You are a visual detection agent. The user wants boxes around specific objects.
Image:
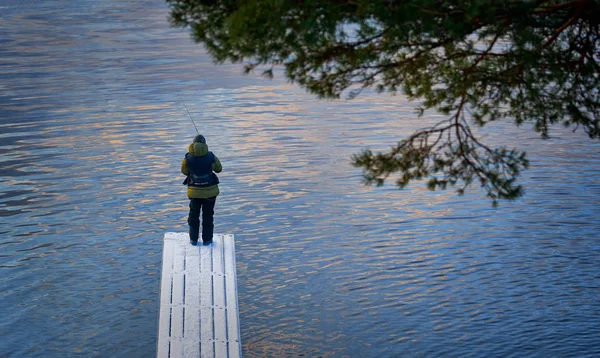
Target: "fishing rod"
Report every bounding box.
[179,96,200,134]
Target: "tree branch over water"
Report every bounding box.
[167,0,600,204]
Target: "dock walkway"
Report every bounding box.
[158,233,241,358]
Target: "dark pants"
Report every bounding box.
[188,197,216,242]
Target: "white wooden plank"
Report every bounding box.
[164,232,180,241]
[212,235,227,358]
[224,234,241,358]
[171,339,183,358]
[199,242,214,358]
[184,243,201,358]
[158,236,175,358]
[171,243,186,358]
[160,233,241,358]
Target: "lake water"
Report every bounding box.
[1,1,599,357]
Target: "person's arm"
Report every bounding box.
[181,157,189,176]
[212,154,222,173]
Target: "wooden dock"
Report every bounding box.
[158,233,241,358]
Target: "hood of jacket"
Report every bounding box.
[188,142,209,157]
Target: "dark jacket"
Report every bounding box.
[181,141,222,199]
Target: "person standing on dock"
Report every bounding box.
[181,134,222,245]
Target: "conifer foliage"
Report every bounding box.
[167,0,600,205]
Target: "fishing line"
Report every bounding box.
[179,96,200,134]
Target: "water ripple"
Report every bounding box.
[1,0,600,357]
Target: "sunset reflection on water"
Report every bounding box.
[1,0,600,357]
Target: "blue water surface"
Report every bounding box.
[1,1,599,357]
